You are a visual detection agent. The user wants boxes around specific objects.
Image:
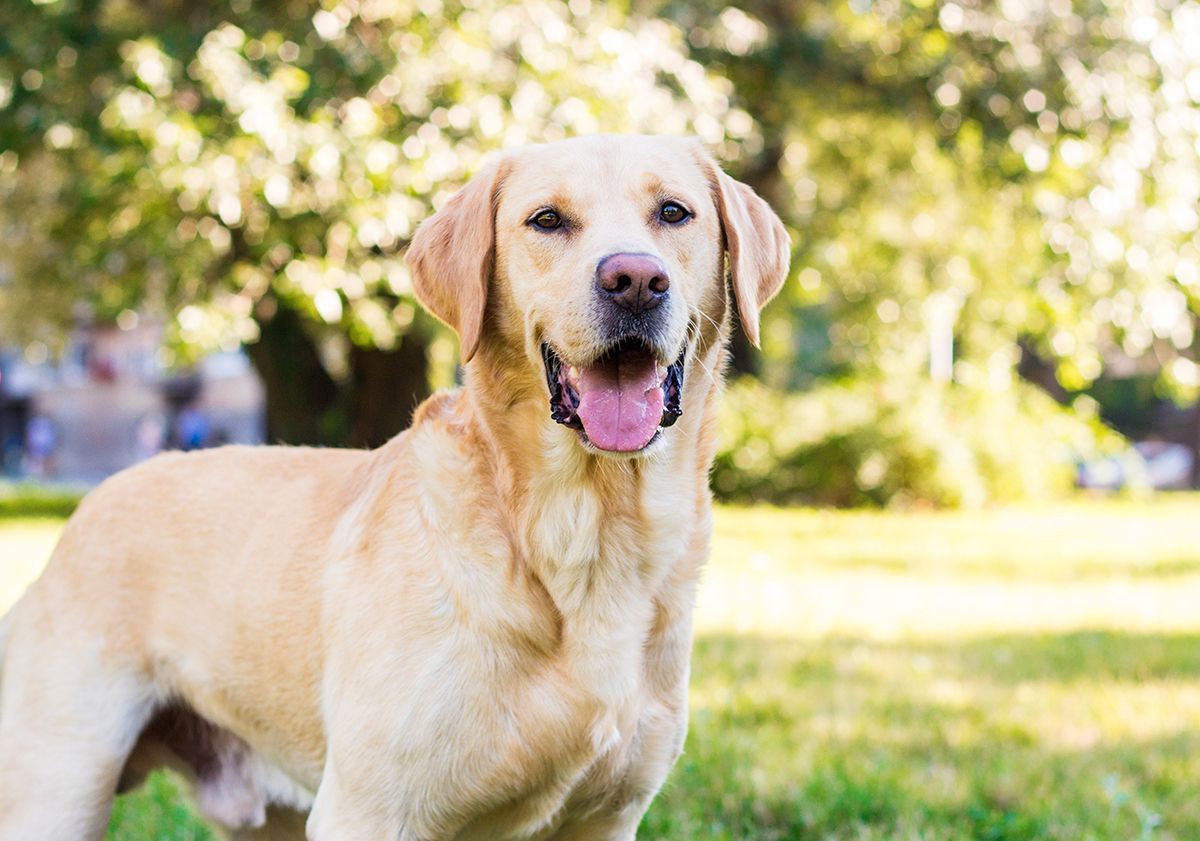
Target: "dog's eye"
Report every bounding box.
[529,209,563,230]
[659,201,691,224]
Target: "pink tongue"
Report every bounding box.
[575,352,664,452]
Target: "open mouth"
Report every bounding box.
[542,338,684,453]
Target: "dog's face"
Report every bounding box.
[407,135,789,455]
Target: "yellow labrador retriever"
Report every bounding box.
[0,134,788,840]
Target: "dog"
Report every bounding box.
[0,134,788,840]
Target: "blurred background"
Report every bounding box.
[2,0,1199,502]
[3,0,1200,839]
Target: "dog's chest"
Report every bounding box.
[447,663,679,841]
[320,444,698,838]
[468,495,690,835]
[423,492,689,837]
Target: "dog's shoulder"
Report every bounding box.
[410,388,462,428]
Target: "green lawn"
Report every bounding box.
[4,499,1200,840]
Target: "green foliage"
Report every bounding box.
[0,481,83,518]
[107,772,214,841]
[665,0,1200,402]
[713,376,1121,507]
[0,0,749,356]
[4,0,1200,498]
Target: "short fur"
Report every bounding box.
[0,135,789,840]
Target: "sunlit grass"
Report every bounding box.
[3,498,1200,839]
[699,499,1200,640]
[0,517,65,610]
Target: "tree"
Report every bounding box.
[0,0,752,445]
[654,0,1195,384]
[649,0,1200,494]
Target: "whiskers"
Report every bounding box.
[685,312,724,387]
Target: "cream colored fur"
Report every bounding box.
[0,135,788,841]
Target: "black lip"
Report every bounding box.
[659,354,684,427]
[542,339,686,442]
[542,343,583,430]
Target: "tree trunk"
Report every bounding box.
[728,140,787,379]
[346,333,432,449]
[246,297,433,449]
[246,297,341,446]
[726,311,759,377]
[1190,315,1200,488]
[1188,401,1200,489]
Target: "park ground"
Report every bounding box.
[2,496,1199,840]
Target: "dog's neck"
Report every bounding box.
[460,339,723,706]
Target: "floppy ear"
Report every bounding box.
[405,157,509,363]
[707,159,791,347]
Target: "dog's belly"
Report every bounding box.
[121,703,315,831]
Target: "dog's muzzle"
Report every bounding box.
[542,339,684,453]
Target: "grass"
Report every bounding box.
[0,480,86,519]
[3,497,1200,839]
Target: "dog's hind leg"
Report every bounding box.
[230,806,310,841]
[0,598,155,841]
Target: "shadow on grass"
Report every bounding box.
[695,630,1200,687]
[106,628,1200,841]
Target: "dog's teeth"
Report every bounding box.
[567,366,580,385]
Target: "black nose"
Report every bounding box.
[595,253,670,314]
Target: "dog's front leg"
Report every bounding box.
[306,756,420,841]
[547,808,643,841]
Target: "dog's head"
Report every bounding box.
[406,135,789,456]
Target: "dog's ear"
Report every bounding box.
[703,153,791,347]
[406,157,509,363]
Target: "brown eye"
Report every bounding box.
[659,201,690,224]
[529,209,562,230]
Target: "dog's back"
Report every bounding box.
[0,443,372,837]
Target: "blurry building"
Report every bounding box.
[0,320,264,483]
